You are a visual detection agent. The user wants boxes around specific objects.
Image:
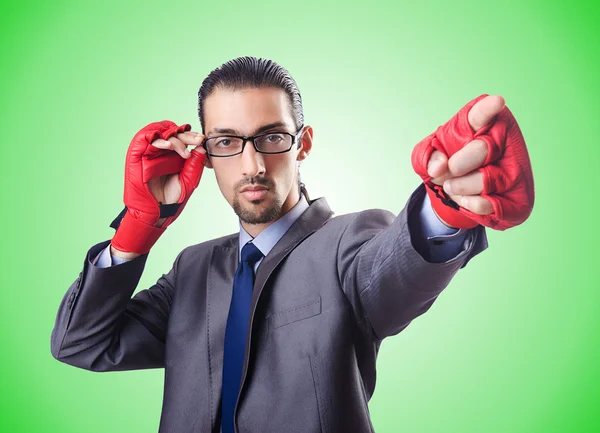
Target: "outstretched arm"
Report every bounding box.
[337,183,487,341]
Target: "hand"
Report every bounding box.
[148,130,206,227]
[111,121,207,255]
[411,94,535,231]
[427,95,504,219]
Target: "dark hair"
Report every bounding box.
[197,56,304,132]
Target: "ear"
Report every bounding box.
[296,125,313,163]
[204,155,213,169]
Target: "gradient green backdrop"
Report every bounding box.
[1,0,598,431]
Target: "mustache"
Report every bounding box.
[236,176,273,192]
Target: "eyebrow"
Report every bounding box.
[209,121,289,136]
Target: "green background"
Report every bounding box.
[1,0,598,431]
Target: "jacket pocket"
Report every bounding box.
[266,296,322,332]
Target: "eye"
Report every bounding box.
[265,134,283,143]
[216,138,232,147]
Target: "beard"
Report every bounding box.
[233,196,282,224]
[232,176,282,224]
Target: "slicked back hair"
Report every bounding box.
[197,56,304,132]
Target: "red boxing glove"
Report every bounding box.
[110,121,206,254]
[411,94,535,230]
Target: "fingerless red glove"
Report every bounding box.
[110,121,206,254]
[411,94,535,230]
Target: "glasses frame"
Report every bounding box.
[202,125,305,158]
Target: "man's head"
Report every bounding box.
[197,57,312,233]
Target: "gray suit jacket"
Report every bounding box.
[51,184,487,433]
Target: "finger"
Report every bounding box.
[447,139,488,177]
[430,170,453,186]
[427,150,449,178]
[150,138,172,149]
[443,170,483,196]
[191,143,207,154]
[168,136,192,158]
[467,95,505,132]
[152,136,190,159]
[179,132,206,154]
[448,194,493,215]
[180,143,207,192]
[177,131,205,146]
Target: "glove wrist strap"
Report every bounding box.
[425,183,479,229]
[111,210,166,255]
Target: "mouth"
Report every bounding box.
[239,186,268,201]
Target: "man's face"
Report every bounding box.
[203,87,312,227]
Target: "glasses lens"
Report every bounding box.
[255,133,293,153]
[205,136,244,156]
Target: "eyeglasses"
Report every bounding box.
[202,125,304,157]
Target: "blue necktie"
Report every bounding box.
[221,242,264,433]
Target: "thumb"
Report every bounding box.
[180,147,207,193]
[427,150,449,178]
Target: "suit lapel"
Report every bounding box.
[253,197,335,302]
[206,235,238,431]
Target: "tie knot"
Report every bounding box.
[241,242,263,266]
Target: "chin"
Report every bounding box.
[233,194,282,225]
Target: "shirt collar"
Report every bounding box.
[238,194,309,261]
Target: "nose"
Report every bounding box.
[240,139,265,177]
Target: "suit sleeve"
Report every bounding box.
[336,183,488,341]
[413,190,471,262]
[50,239,182,372]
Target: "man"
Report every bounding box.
[50,56,534,433]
